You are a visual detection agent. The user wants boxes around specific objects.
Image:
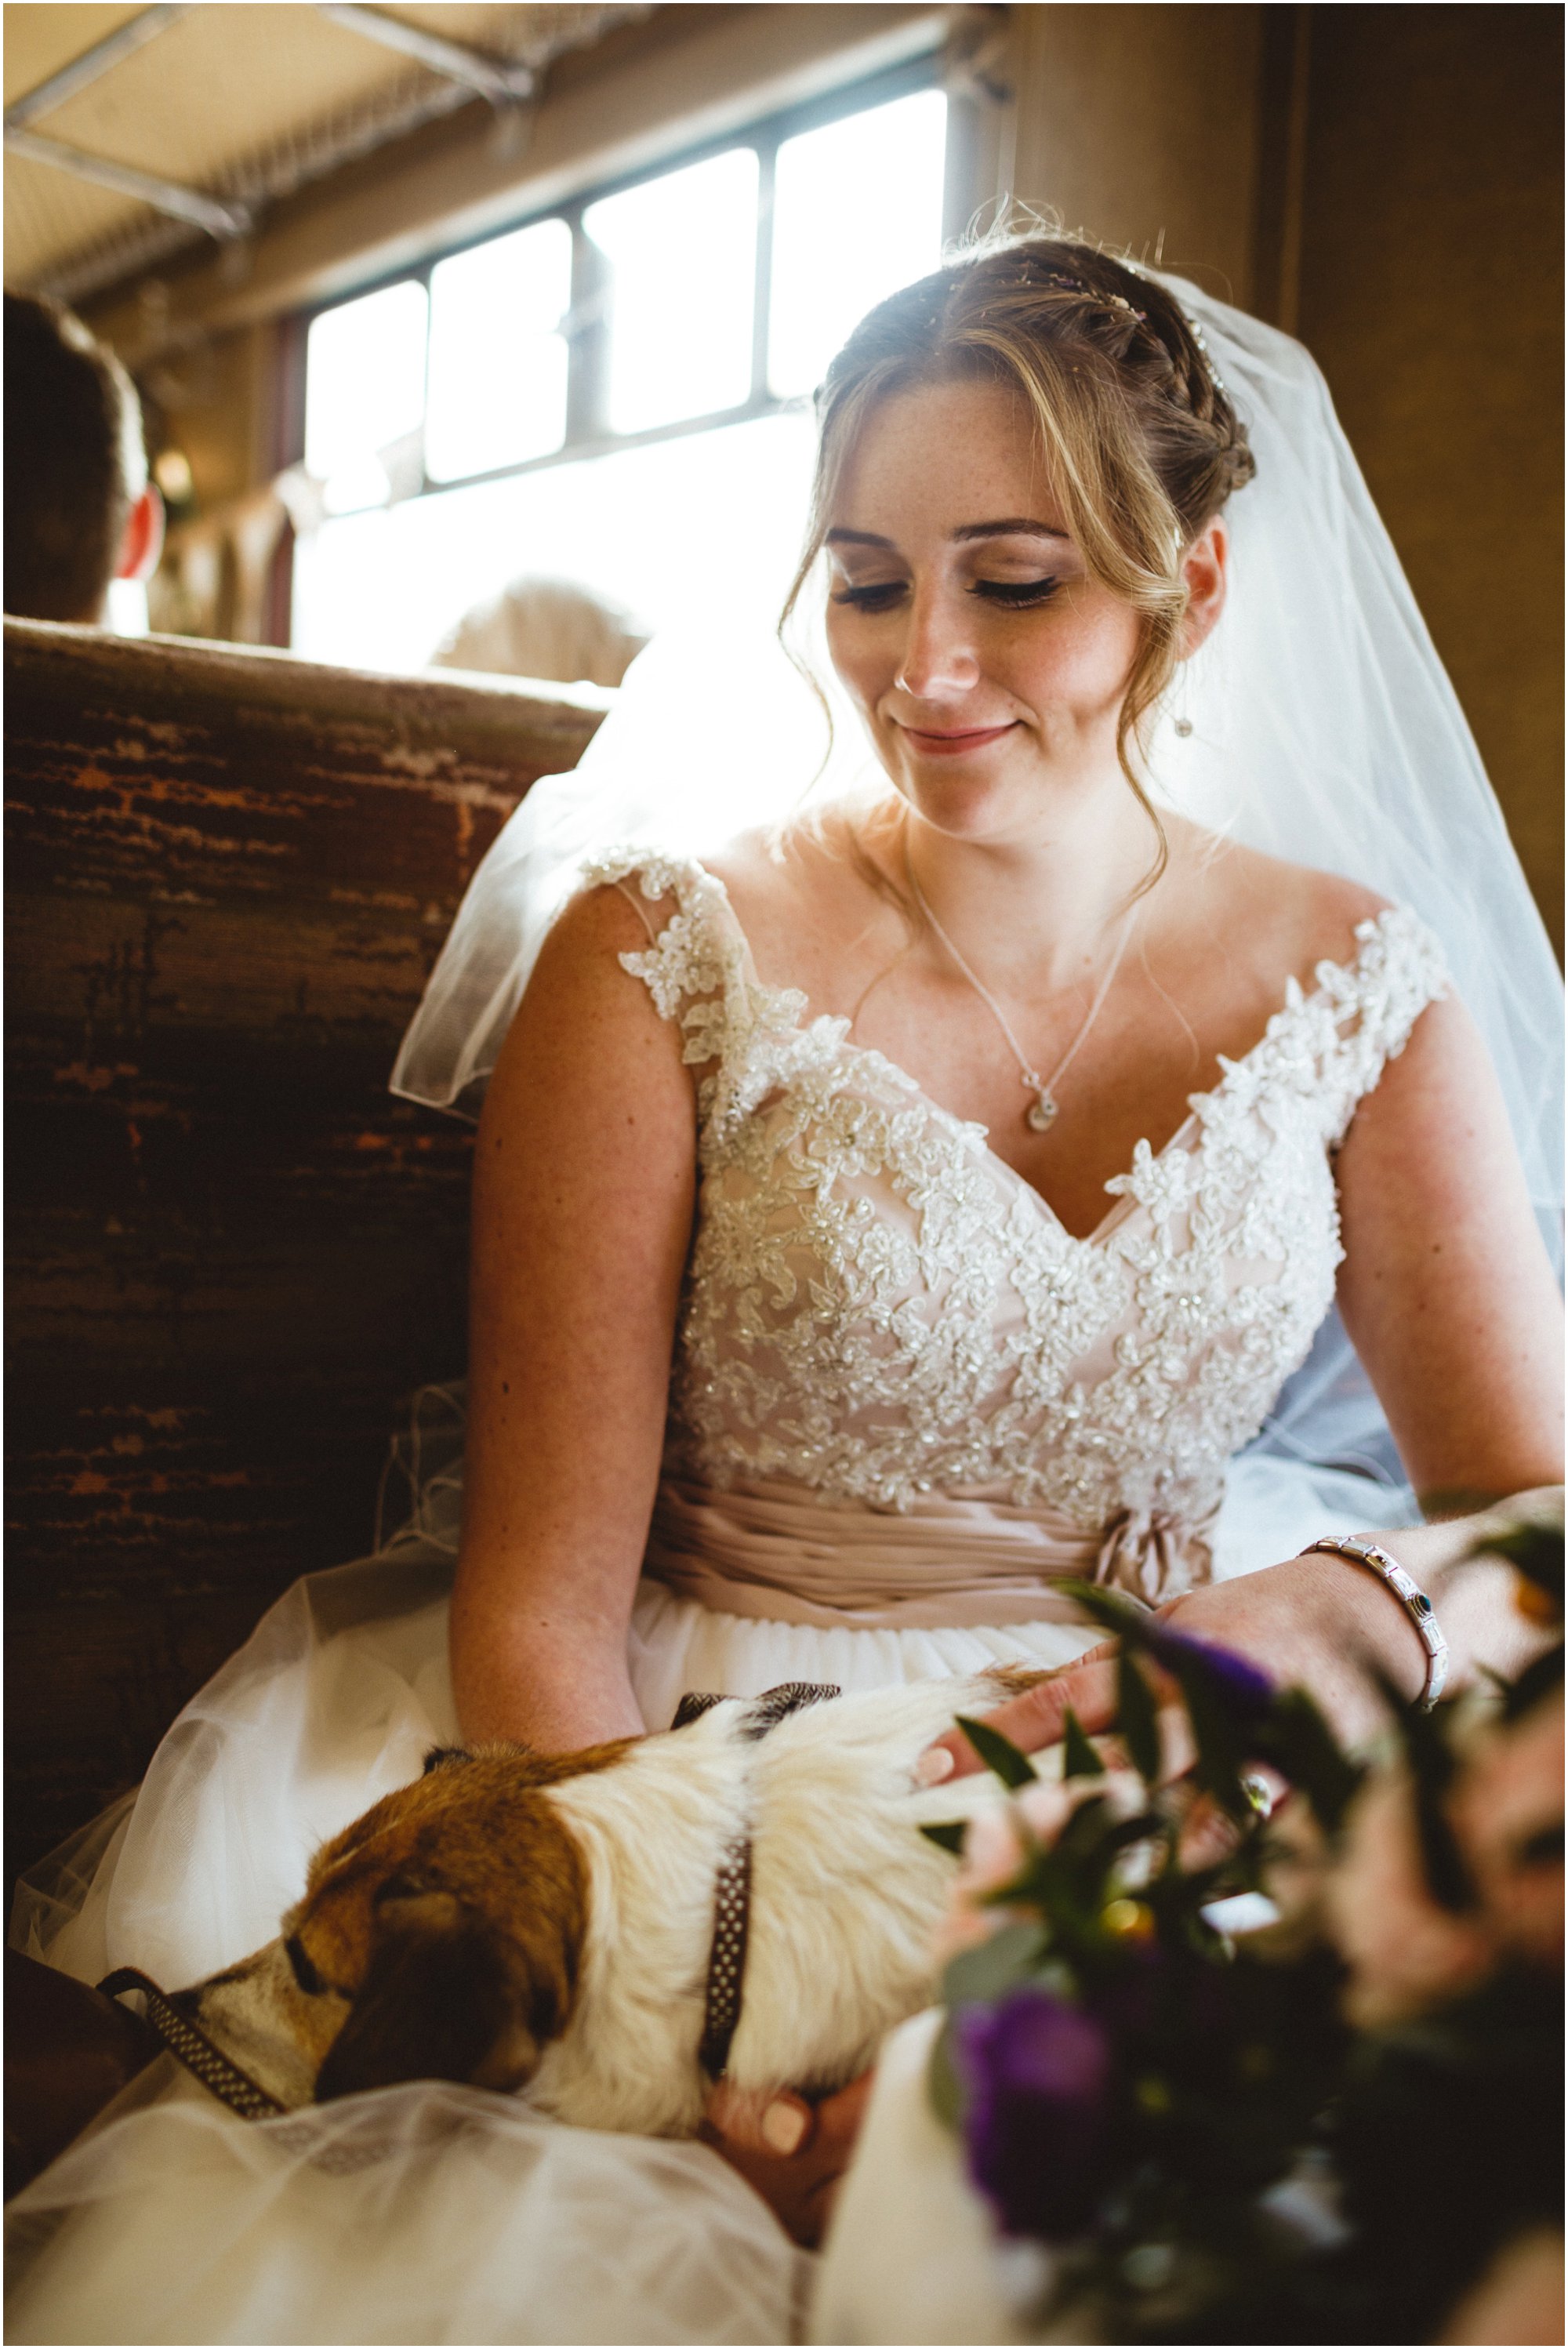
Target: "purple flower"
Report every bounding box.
[1144,1622,1275,1722]
[956,1989,1120,2239]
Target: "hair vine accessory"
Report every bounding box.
[1181,310,1229,401]
[1025,263,1148,325]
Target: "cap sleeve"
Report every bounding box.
[581,849,806,1149]
[1319,904,1451,1147]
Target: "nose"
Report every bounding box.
[893,585,980,703]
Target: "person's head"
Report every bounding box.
[786,235,1254,869]
[4,291,163,624]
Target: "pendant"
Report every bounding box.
[1025,1092,1058,1134]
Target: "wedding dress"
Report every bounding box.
[9,839,1447,2347]
[7,257,1557,2347]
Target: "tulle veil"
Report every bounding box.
[7,248,1562,2349]
[392,265,1565,1502]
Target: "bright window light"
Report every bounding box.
[426,217,573,483]
[292,408,818,674]
[768,89,948,398]
[585,148,759,435]
[304,279,428,515]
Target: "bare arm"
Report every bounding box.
[451,884,697,1752]
[936,993,1563,1770]
[1333,989,1563,1505]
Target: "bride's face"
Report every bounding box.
[823,376,1222,839]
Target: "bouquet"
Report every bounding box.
[923,1504,1564,2345]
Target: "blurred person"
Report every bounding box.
[430,572,647,688]
[4,290,163,625]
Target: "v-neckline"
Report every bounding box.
[689,859,1381,1250]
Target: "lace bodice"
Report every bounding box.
[590,851,1448,1550]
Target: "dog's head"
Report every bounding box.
[180,1739,630,2107]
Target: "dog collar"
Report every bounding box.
[99,1965,286,2120]
[673,1682,840,2081]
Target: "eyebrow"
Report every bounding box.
[825,519,1070,549]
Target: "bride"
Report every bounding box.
[9,234,1563,2344]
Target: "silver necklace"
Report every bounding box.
[902,832,1136,1134]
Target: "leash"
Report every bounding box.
[98,1965,286,2120]
[97,1682,841,2117]
[672,1682,841,2081]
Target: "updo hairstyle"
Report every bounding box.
[784,234,1256,880]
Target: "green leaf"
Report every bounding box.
[925,2010,967,2131]
[1517,1817,1564,1868]
[1501,1642,1565,1723]
[939,1919,1044,2010]
[1059,1580,1149,1643]
[1116,1650,1162,1784]
[1471,1515,1563,1591]
[920,1819,969,1855]
[1181,1673,1254,1824]
[1255,1686,1363,1835]
[1370,1666,1478,1912]
[1062,1705,1107,1779]
[953,1714,1038,1789]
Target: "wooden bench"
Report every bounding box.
[5,620,608,1877]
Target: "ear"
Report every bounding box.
[314,1886,544,2102]
[1177,517,1227,659]
[115,483,165,583]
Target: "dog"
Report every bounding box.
[180,1669,1047,2134]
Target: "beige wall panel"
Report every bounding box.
[2,3,147,106]
[1296,5,1563,956]
[1006,4,1265,306]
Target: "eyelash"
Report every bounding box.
[830,579,1062,612]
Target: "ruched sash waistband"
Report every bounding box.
[643,1476,1217,1630]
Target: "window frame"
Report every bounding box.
[292,53,946,511]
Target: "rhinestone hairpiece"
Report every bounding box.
[1116,259,1230,401]
[1028,264,1148,325]
[1179,309,1229,400]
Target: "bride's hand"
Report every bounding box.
[702,2073,873,2247]
[924,1547,1455,1784]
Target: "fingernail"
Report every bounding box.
[761,2100,808,2155]
[914,1747,955,1788]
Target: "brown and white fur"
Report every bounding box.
[181,1669,1048,2133]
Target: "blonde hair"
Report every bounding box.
[781,231,1255,892]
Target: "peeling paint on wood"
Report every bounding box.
[5,620,608,1872]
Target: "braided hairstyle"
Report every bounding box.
[783,234,1256,884]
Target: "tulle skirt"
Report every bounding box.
[6,1441,1407,2345]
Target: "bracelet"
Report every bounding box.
[1300,1535,1450,1712]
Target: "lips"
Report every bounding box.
[898,721,1017,755]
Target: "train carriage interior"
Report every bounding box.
[3,5,1563,2329]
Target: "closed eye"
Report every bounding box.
[285,1935,325,1995]
[830,579,1062,612]
[830,580,905,612]
[972,577,1061,607]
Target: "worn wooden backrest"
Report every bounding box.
[5,620,608,1873]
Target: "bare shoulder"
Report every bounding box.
[699,810,897,1004]
[521,874,671,1007]
[484,877,694,1128]
[1174,826,1395,978]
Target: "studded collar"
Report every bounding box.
[672,1682,841,2081]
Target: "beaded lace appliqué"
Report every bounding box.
[586,852,1449,1530]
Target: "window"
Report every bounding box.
[584,147,760,436]
[769,89,947,398]
[426,217,573,481]
[291,74,948,673]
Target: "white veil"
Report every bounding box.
[392,270,1563,1498]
